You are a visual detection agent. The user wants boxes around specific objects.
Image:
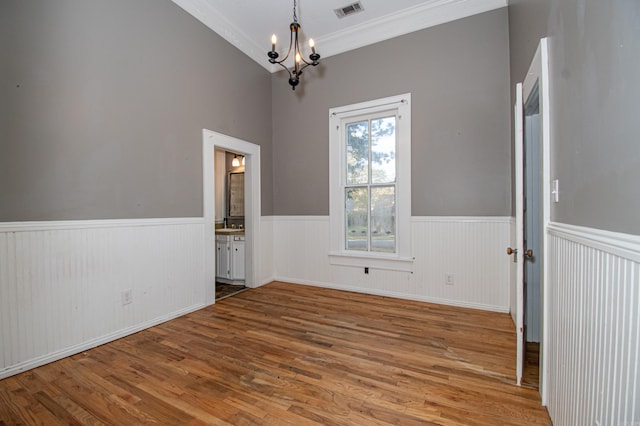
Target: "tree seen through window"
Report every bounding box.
[345,116,396,253]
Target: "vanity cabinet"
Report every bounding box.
[216,233,245,284]
[231,236,245,281]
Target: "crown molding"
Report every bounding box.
[173,0,507,73]
[316,0,507,60]
[172,0,275,72]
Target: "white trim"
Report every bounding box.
[171,0,271,71]
[328,252,414,273]
[548,222,640,263]
[172,0,507,72]
[0,303,204,380]
[203,130,262,306]
[270,215,328,222]
[517,37,551,403]
[329,95,410,117]
[412,216,511,224]
[329,93,412,268]
[539,38,551,406]
[0,217,203,232]
[268,215,512,223]
[276,278,510,314]
[316,0,507,64]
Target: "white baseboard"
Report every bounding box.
[275,277,510,313]
[0,218,206,379]
[269,215,512,313]
[0,303,204,380]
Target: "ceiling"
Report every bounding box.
[172,0,507,72]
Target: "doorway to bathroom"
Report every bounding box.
[202,130,261,306]
[214,148,247,299]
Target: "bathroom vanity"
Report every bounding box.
[215,229,245,284]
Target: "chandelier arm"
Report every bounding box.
[278,64,293,83]
[298,56,313,67]
[293,25,301,75]
[292,27,319,67]
[273,26,295,66]
[292,30,302,73]
[274,61,294,79]
[298,62,311,73]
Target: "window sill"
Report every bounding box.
[329,252,414,273]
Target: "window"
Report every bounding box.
[329,94,412,271]
[345,114,397,253]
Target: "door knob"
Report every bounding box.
[507,247,533,257]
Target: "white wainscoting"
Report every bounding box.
[259,216,275,286]
[272,216,512,312]
[0,218,206,379]
[547,222,639,426]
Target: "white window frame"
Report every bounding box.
[329,93,413,272]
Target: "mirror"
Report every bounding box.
[228,172,244,218]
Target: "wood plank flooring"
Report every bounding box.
[0,282,551,425]
[216,283,248,301]
[522,342,541,390]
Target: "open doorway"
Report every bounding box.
[214,149,247,300]
[522,82,542,389]
[202,130,261,306]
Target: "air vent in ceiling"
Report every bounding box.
[334,1,364,19]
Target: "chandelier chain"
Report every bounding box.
[293,0,298,22]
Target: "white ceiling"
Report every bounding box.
[172,0,507,72]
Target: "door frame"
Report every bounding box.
[202,129,261,305]
[514,37,551,403]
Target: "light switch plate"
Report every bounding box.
[552,179,559,203]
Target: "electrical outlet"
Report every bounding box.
[121,289,132,306]
[445,274,454,285]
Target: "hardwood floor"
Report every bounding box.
[216,283,248,300]
[522,342,541,390]
[0,282,551,425]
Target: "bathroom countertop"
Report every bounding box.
[215,228,245,235]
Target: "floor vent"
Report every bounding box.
[334,1,365,19]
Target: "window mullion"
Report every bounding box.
[367,119,372,252]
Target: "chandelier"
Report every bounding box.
[267,0,321,90]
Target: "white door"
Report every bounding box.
[513,82,525,386]
[512,38,550,399]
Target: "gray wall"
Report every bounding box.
[0,0,273,221]
[271,9,512,216]
[508,0,551,96]
[509,0,640,234]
